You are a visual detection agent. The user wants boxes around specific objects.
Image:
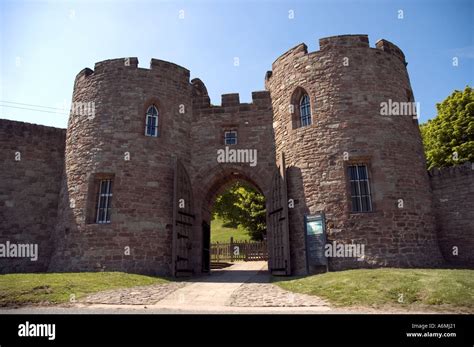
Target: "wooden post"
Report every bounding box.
[244,240,248,261]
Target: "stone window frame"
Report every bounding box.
[96,179,113,224]
[142,98,164,138]
[86,173,115,224]
[299,94,312,127]
[224,130,238,145]
[290,86,313,129]
[344,158,375,214]
[145,105,159,137]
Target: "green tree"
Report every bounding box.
[233,185,267,241]
[213,182,266,241]
[212,185,241,227]
[420,86,474,169]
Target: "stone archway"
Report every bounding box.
[201,168,265,223]
[195,166,268,274]
[182,154,290,276]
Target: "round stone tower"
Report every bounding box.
[49,58,193,275]
[47,34,444,277]
[265,35,444,273]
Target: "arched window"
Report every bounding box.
[145,105,159,137]
[299,94,311,127]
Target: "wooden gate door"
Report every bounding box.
[202,221,210,272]
[172,157,195,277]
[267,153,291,275]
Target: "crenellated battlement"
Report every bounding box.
[269,34,407,78]
[192,90,272,112]
[375,39,406,64]
[75,57,190,84]
[271,42,308,69]
[319,34,369,50]
[190,75,271,111]
[221,93,240,106]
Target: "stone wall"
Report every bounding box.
[48,58,193,276]
[0,120,65,273]
[189,85,276,273]
[266,35,444,273]
[430,162,474,267]
[2,35,468,276]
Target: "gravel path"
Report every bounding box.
[81,282,187,305]
[79,262,329,310]
[228,281,329,307]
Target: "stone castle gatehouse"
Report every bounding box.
[1,35,473,276]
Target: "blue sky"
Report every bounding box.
[0,0,472,128]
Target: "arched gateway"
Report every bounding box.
[42,35,445,277]
[174,151,292,277]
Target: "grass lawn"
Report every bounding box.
[0,272,169,307]
[273,268,474,312]
[211,216,251,243]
